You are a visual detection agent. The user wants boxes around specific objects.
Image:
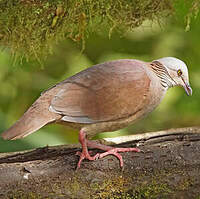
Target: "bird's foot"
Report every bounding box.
[76,150,99,169]
[98,147,140,167]
[77,129,140,169]
[76,147,140,169]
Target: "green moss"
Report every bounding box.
[185,0,200,31]
[132,181,171,199]
[92,175,130,199]
[5,169,196,199]
[7,190,41,199]
[0,0,172,63]
[0,0,199,64]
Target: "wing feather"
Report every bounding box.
[49,59,151,124]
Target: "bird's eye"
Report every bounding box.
[177,69,182,76]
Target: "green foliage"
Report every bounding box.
[0,0,190,63]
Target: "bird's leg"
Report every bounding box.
[76,129,140,168]
[86,140,140,168]
[76,130,99,169]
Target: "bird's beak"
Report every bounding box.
[181,77,192,96]
[184,83,192,96]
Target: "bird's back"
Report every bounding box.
[50,59,153,124]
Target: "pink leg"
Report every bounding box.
[76,130,140,168]
[76,130,99,169]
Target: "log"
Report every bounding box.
[0,127,200,199]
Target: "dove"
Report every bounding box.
[1,57,192,168]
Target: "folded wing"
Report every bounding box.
[49,60,151,123]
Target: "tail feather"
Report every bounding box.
[2,115,51,140]
[1,94,61,140]
[1,109,55,140]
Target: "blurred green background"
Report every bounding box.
[0,16,200,152]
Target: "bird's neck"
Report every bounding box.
[150,61,176,90]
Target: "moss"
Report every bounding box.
[7,190,41,199]
[4,165,199,198]
[0,0,171,63]
[132,181,171,199]
[0,0,199,64]
[185,0,200,31]
[91,175,131,199]
[5,171,196,199]
[88,173,173,199]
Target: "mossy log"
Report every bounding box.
[0,127,200,198]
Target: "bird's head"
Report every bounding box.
[155,57,192,96]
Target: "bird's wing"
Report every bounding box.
[49,59,151,123]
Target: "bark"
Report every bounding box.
[1,127,200,199]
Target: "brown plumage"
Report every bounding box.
[1,58,192,168]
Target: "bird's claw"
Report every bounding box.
[76,150,100,169]
[99,147,140,168]
[76,147,140,169]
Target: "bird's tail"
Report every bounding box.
[1,95,60,140]
[1,112,50,140]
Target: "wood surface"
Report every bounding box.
[0,127,200,199]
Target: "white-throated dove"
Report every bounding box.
[1,57,192,168]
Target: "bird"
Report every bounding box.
[1,57,192,169]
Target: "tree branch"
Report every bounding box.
[1,127,200,198]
